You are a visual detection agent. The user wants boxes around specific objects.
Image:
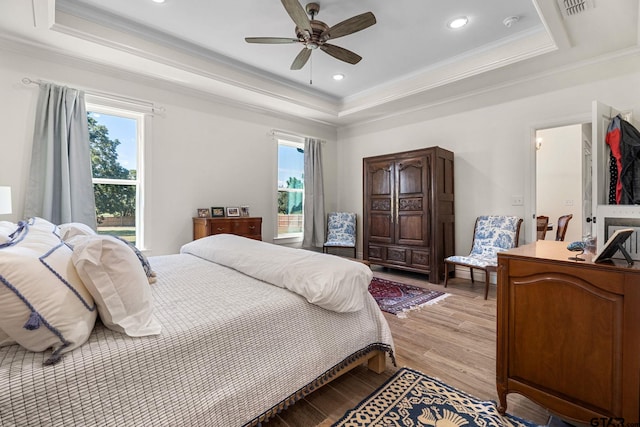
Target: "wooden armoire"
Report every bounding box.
[363,147,455,283]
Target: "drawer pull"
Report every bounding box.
[249,226,255,230]
[216,227,225,231]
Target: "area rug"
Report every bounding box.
[368,277,448,318]
[333,367,540,427]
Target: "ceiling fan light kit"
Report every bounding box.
[245,0,376,71]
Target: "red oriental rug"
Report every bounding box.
[368,277,448,318]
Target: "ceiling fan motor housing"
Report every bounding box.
[296,20,330,46]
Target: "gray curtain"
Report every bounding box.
[302,138,325,248]
[25,83,96,228]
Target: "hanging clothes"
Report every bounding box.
[619,118,640,204]
[605,115,622,204]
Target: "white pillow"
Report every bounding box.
[0,328,16,347]
[0,220,17,244]
[70,234,161,337]
[0,217,97,364]
[58,222,96,240]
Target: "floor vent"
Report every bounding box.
[557,0,593,17]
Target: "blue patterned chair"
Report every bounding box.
[444,215,523,299]
[323,212,357,258]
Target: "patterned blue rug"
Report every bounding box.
[333,367,540,427]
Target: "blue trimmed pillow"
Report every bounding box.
[0,217,97,364]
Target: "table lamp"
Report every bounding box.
[0,186,12,215]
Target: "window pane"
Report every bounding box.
[277,142,304,237]
[88,112,137,180]
[278,144,304,190]
[95,183,136,246]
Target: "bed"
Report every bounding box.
[0,219,394,426]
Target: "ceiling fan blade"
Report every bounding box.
[321,12,376,41]
[245,37,299,44]
[281,0,311,35]
[290,48,312,70]
[320,44,362,65]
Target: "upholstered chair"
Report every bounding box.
[444,215,523,299]
[323,212,357,258]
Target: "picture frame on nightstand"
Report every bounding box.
[211,207,225,217]
[240,206,250,217]
[226,207,240,217]
[197,208,209,218]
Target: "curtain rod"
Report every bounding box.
[21,77,166,115]
[270,129,326,143]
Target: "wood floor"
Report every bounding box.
[270,266,551,427]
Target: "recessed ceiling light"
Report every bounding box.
[447,16,468,29]
[152,0,165,3]
[332,74,345,81]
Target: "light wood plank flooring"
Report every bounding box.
[270,266,551,426]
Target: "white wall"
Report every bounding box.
[337,71,640,258]
[3,44,639,260]
[0,48,338,255]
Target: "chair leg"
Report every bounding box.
[444,263,450,288]
[353,247,357,258]
[484,269,490,300]
[469,267,475,283]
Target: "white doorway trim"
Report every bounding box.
[525,113,591,244]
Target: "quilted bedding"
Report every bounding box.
[0,251,394,426]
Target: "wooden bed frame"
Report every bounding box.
[249,349,388,426]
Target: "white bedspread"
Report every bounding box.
[0,252,394,426]
[181,234,373,312]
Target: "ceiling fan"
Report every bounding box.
[245,0,376,70]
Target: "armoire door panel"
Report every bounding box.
[397,214,427,244]
[398,197,423,211]
[397,157,425,195]
[367,161,393,196]
[369,214,392,242]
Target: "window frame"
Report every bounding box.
[86,102,148,250]
[276,137,305,241]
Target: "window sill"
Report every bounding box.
[273,235,303,246]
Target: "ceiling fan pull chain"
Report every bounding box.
[309,54,313,85]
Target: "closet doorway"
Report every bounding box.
[534,122,591,243]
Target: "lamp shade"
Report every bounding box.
[0,186,12,215]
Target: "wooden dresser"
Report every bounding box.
[192,217,262,241]
[496,240,640,424]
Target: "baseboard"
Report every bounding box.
[453,266,497,285]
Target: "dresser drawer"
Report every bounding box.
[193,217,262,241]
[232,218,261,236]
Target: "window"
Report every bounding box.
[86,104,145,248]
[277,138,304,238]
